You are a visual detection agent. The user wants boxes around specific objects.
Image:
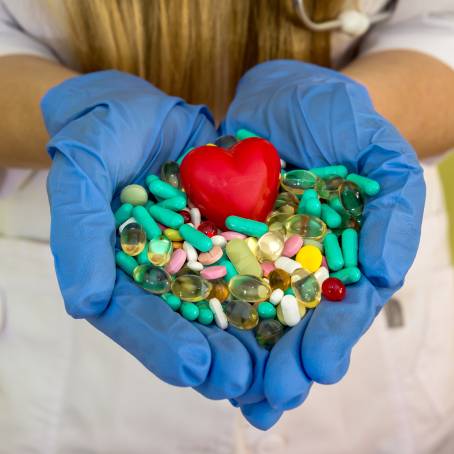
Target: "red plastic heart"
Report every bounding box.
[180,138,281,228]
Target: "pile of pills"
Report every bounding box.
[114,130,380,349]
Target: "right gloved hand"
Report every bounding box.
[42,70,271,408]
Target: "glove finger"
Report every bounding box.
[302,278,382,384]
[194,325,253,400]
[88,271,211,388]
[226,328,269,405]
[240,400,283,431]
[264,312,313,410]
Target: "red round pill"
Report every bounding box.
[322,277,346,302]
[197,221,218,238]
[179,210,191,223]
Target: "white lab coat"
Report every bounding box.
[1,1,454,453]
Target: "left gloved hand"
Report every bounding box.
[222,60,425,428]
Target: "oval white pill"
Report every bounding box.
[280,294,301,327]
[183,241,198,262]
[209,298,228,329]
[187,261,204,272]
[269,288,284,305]
[211,235,227,248]
[274,256,302,274]
[190,208,201,227]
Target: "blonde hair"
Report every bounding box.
[63,0,344,119]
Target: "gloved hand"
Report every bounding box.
[222,60,425,427]
[42,70,272,406]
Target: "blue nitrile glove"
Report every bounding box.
[222,60,425,424]
[42,70,270,405]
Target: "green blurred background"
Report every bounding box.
[439,152,454,263]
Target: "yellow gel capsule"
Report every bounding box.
[291,269,321,303]
[285,214,327,240]
[208,278,230,303]
[295,245,323,273]
[228,275,271,303]
[164,228,183,242]
[301,298,321,309]
[266,212,292,234]
[281,170,319,195]
[223,300,259,330]
[256,232,285,262]
[120,222,147,256]
[268,269,291,291]
[171,274,212,302]
[274,191,299,210]
[147,237,173,266]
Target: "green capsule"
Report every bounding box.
[235,128,260,140]
[320,204,342,228]
[330,267,362,284]
[133,264,171,294]
[179,224,213,252]
[180,302,200,321]
[171,275,212,302]
[228,275,271,303]
[225,216,269,238]
[148,178,185,200]
[328,195,346,215]
[115,251,138,276]
[120,222,147,256]
[323,232,344,271]
[223,300,259,330]
[132,206,162,240]
[255,319,284,349]
[301,189,319,203]
[120,184,148,206]
[342,228,358,268]
[162,293,182,311]
[160,161,181,189]
[149,205,184,229]
[137,244,151,265]
[225,239,262,277]
[291,268,321,303]
[281,170,319,195]
[303,198,322,217]
[338,181,364,218]
[197,304,214,325]
[147,237,173,266]
[310,165,348,179]
[346,173,380,196]
[217,258,238,281]
[284,287,295,296]
[114,203,133,228]
[257,301,277,319]
[156,196,187,211]
[285,214,327,240]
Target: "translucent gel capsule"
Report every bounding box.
[281,170,319,195]
[147,237,173,266]
[160,160,181,188]
[223,300,259,330]
[268,269,291,291]
[315,175,344,199]
[228,275,271,303]
[120,222,147,256]
[338,181,364,218]
[133,264,171,294]
[291,269,321,303]
[245,237,259,256]
[266,212,292,234]
[255,319,284,349]
[274,204,295,215]
[274,191,299,210]
[256,232,285,262]
[285,214,327,240]
[208,278,230,303]
[171,275,212,302]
